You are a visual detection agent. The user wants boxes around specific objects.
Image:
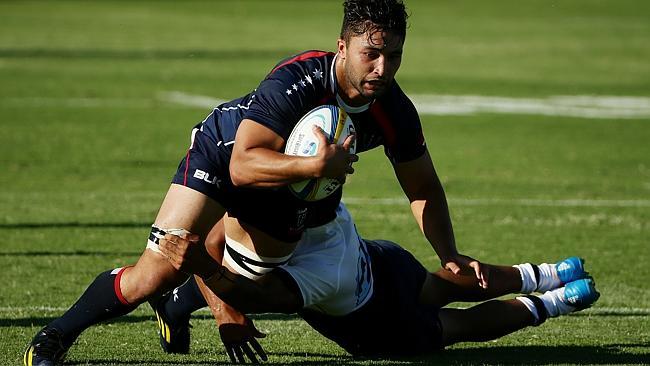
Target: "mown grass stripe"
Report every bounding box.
[343,197,650,208]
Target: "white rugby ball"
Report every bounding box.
[284,105,356,201]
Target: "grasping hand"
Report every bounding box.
[441,253,489,289]
[312,126,358,180]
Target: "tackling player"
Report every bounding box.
[24,0,488,364]
[156,203,600,361]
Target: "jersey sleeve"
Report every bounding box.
[382,85,427,164]
[243,53,333,140]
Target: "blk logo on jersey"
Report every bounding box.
[193,169,221,187]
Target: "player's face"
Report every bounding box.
[338,29,404,102]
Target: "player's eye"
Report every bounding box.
[362,51,380,60]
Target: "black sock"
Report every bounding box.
[49,268,136,347]
[161,276,207,325]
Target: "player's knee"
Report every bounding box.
[119,251,185,303]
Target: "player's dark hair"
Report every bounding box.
[340,0,408,42]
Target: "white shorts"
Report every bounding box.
[279,203,374,316]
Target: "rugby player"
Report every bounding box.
[156,203,599,362]
[25,1,489,364]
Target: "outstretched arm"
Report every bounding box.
[393,149,488,288]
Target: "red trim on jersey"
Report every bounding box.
[113,266,132,306]
[271,51,332,74]
[183,150,191,186]
[370,103,397,147]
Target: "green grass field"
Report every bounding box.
[1,0,649,364]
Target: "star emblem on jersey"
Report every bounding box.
[285,69,324,97]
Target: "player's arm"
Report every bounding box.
[393,149,488,288]
[229,119,356,188]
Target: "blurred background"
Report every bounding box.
[1,1,648,364]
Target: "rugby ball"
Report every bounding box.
[284,105,356,201]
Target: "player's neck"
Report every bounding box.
[334,55,372,108]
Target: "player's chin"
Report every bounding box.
[360,86,386,99]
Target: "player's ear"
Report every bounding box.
[337,38,347,60]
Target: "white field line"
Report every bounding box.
[410,94,650,119]
[1,192,648,209]
[157,91,226,109]
[343,197,650,208]
[4,92,649,119]
[0,306,647,316]
[158,91,650,119]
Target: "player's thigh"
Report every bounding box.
[121,184,226,302]
[154,183,226,233]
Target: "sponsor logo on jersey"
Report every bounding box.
[193,169,221,187]
[289,208,308,234]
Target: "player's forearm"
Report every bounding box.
[410,186,459,260]
[230,147,320,188]
[203,268,301,314]
[195,275,245,325]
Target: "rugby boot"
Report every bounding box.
[563,278,600,309]
[556,256,587,284]
[23,327,68,366]
[542,278,600,317]
[150,294,191,354]
[530,256,588,292]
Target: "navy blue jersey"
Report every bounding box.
[175,50,426,241]
[201,50,426,165]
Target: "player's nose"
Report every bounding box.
[372,57,385,77]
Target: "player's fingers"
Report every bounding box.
[345,166,355,174]
[349,153,359,163]
[241,343,259,364]
[225,345,237,364]
[470,261,487,289]
[341,134,356,150]
[445,262,461,274]
[312,125,328,143]
[480,265,490,288]
[250,338,268,361]
[158,239,177,261]
[233,345,245,363]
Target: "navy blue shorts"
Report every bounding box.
[299,240,443,357]
[171,124,339,242]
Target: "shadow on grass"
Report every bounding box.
[0,221,150,230]
[0,48,297,61]
[406,345,650,365]
[59,345,650,365]
[2,313,299,328]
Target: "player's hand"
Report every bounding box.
[312,126,358,180]
[441,254,489,289]
[159,232,219,279]
[219,316,268,364]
